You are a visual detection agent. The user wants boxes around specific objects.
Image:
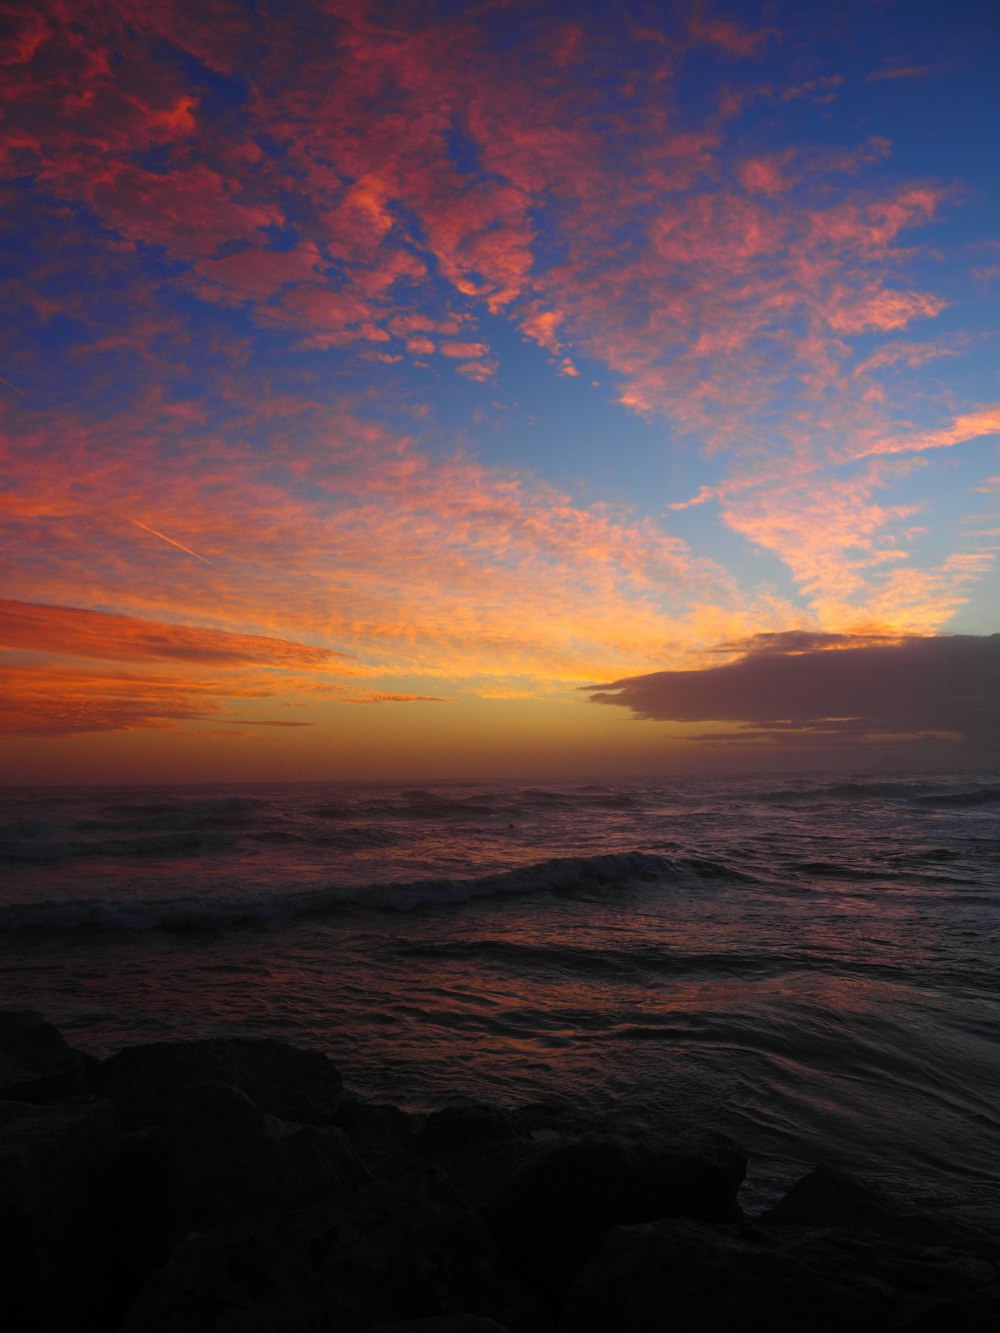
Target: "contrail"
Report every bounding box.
[0,376,31,400]
[129,518,217,567]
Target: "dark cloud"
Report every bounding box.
[587,633,1000,756]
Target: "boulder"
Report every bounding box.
[559,1215,1000,1333]
[365,1319,516,1332]
[0,1095,123,1332]
[0,1009,88,1102]
[761,1162,898,1230]
[122,1163,550,1333]
[481,1132,745,1307]
[762,1163,1000,1259]
[96,1035,344,1130]
[165,1079,368,1232]
[418,1098,528,1156]
[334,1097,419,1172]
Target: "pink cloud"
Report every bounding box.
[826,286,947,333]
[739,156,792,196]
[455,359,498,382]
[689,8,769,58]
[439,341,491,360]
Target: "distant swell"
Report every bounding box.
[0,849,744,936]
[914,787,1000,808]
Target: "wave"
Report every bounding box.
[0,794,268,862]
[913,787,1000,808]
[752,776,1000,809]
[0,849,746,936]
[0,829,241,862]
[96,796,263,820]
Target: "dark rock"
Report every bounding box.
[335,1096,419,1172]
[96,1035,344,1130]
[436,1138,542,1213]
[165,1079,369,1233]
[122,1164,550,1333]
[762,1163,1000,1260]
[0,1009,88,1103]
[0,1095,123,1332]
[481,1132,745,1308]
[419,1098,529,1156]
[762,1162,898,1230]
[365,1318,516,1332]
[559,1216,1000,1333]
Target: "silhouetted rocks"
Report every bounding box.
[2,1010,998,1333]
[164,1079,369,1235]
[761,1161,897,1229]
[366,1320,516,1332]
[559,1214,1000,1332]
[0,1093,121,1331]
[418,1096,529,1156]
[0,1009,87,1102]
[334,1095,420,1171]
[96,1034,345,1130]
[479,1133,746,1308]
[121,1164,548,1333]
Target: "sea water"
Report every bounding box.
[2,772,998,1222]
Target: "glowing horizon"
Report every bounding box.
[2,0,998,782]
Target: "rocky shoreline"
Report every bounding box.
[2,1009,997,1331]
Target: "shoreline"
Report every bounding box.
[3,1009,998,1332]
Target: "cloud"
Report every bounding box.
[337,693,451,705]
[689,7,770,58]
[0,599,350,667]
[0,661,224,736]
[587,632,1000,756]
[1,0,995,745]
[0,598,358,737]
[866,66,938,83]
[439,341,490,359]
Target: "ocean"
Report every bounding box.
[2,771,998,1224]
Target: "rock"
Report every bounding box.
[481,1133,745,1308]
[762,1162,898,1230]
[165,1079,368,1232]
[0,1009,88,1102]
[365,1318,516,1332]
[96,1035,344,1130]
[0,1095,123,1332]
[418,1098,528,1156]
[335,1097,419,1172]
[559,1215,1000,1333]
[122,1163,549,1333]
[762,1163,1000,1260]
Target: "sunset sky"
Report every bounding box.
[2,0,998,782]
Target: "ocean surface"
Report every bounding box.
[2,772,998,1224]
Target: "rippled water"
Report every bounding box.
[2,772,998,1221]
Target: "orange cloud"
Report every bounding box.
[0,598,350,667]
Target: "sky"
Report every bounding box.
[1,0,998,782]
